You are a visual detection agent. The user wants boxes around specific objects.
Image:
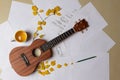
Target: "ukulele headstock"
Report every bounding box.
[73,19,89,33]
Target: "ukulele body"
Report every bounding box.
[9,39,52,76]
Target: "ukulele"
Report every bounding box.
[9,19,89,76]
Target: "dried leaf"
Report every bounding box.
[46,9,51,16]
[39,9,44,13]
[64,63,68,67]
[33,32,38,37]
[42,21,46,25]
[38,71,45,76]
[49,67,54,72]
[54,6,61,11]
[51,9,55,13]
[39,34,44,38]
[38,21,42,25]
[51,60,56,66]
[44,70,50,75]
[33,11,38,16]
[32,5,38,11]
[57,64,62,68]
[56,12,61,16]
[45,65,50,69]
[37,26,42,30]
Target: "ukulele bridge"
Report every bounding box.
[21,53,30,66]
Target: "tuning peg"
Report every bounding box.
[80,21,83,24]
[75,21,78,24]
[86,28,88,31]
[81,30,84,33]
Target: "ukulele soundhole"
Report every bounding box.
[32,48,42,57]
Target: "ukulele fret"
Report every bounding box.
[40,28,75,52]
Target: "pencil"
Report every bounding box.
[76,56,97,63]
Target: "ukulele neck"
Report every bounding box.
[40,28,75,52]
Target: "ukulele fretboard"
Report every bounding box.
[40,28,75,52]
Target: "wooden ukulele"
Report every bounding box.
[9,19,89,76]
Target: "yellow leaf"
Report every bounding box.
[54,6,61,11]
[39,9,44,13]
[49,67,54,72]
[38,71,46,76]
[56,12,61,16]
[33,32,38,37]
[42,21,46,25]
[46,9,51,16]
[39,34,44,38]
[41,65,45,70]
[33,11,38,16]
[51,9,55,14]
[37,26,42,30]
[57,64,62,68]
[51,60,56,66]
[32,5,38,11]
[39,61,45,70]
[45,65,50,69]
[64,63,68,67]
[44,70,50,75]
[38,21,42,25]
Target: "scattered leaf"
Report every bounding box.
[56,12,61,16]
[38,21,42,25]
[64,63,68,67]
[51,60,56,66]
[49,67,54,72]
[39,9,44,13]
[45,65,50,69]
[44,70,50,75]
[33,32,38,37]
[32,5,38,11]
[54,6,61,11]
[37,26,42,30]
[42,21,46,25]
[57,64,62,68]
[33,11,38,16]
[38,71,45,76]
[39,34,44,38]
[51,9,55,13]
[46,9,51,16]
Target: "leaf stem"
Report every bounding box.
[38,13,44,21]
